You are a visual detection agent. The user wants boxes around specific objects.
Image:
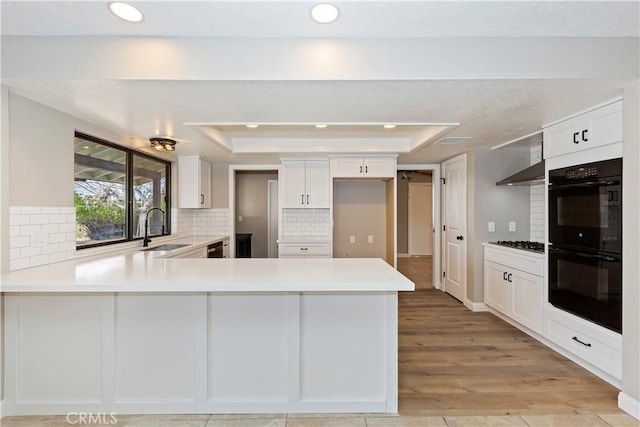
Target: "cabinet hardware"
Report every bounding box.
[200,194,204,205]
[360,165,363,174]
[503,272,508,281]
[365,165,368,173]
[507,273,513,283]
[307,194,309,205]
[301,247,308,251]
[582,129,589,142]
[301,194,304,205]
[572,336,592,347]
[573,132,580,144]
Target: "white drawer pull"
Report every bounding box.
[572,336,592,347]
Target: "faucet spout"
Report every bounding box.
[143,207,165,247]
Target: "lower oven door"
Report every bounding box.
[548,246,622,333]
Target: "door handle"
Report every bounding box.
[582,129,589,142]
[507,273,513,283]
[200,194,204,205]
[301,194,304,205]
[456,235,464,241]
[360,165,363,174]
[503,272,508,281]
[573,132,580,144]
[307,194,309,205]
[365,165,368,174]
[572,336,592,347]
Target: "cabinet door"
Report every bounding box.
[484,261,510,316]
[281,161,307,208]
[510,269,543,334]
[305,160,330,208]
[330,157,364,178]
[363,157,395,178]
[178,156,207,209]
[199,159,212,208]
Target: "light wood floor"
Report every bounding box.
[396,256,626,417]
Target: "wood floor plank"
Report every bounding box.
[396,257,623,416]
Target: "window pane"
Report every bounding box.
[74,137,127,247]
[133,154,168,239]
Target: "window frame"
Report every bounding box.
[74,131,172,250]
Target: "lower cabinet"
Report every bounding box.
[278,243,330,258]
[484,245,544,334]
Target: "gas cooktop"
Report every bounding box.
[490,241,545,253]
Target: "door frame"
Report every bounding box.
[396,164,441,290]
[408,182,433,256]
[228,164,281,258]
[267,179,278,258]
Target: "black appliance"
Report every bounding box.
[547,158,622,333]
[207,241,224,258]
[491,241,545,253]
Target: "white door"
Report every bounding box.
[267,180,278,258]
[408,183,432,256]
[442,154,467,303]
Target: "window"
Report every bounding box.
[74,132,170,248]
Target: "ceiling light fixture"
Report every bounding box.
[149,137,177,152]
[310,3,339,24]
[246,124,259,128]
[383,124,397,129]
[108,2,144,23]
[315,124,328,128]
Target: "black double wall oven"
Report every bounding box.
[547,158,622,333]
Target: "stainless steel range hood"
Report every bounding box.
[496,160,545,186]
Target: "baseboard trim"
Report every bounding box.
[0,399,5,419]
[397,253,410,258]
[464,300,489,312]
[618,392,640,420]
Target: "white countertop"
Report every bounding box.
[0,236,414,292]
[483,242,545,259]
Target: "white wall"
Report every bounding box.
[622,81,640,417]
[467,148,531,302]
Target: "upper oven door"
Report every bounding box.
[548,178,621,253]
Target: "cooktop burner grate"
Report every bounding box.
[491,240,545,253]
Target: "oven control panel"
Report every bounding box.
[566,166,598,180]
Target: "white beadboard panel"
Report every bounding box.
[299,292,387,401]
[9,206,76,271]
[15,294,103,403]
[208,293,289,402]
[115,294,204,402]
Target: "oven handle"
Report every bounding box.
[548,179,620,190]
[548,246,620,262]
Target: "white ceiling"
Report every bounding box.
[1,1,639,164]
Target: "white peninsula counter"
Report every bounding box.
[0,251,414,416]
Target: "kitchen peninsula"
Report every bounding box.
[0,243,414,416]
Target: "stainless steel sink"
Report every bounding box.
[143,243,190,252]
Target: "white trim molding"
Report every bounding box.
[465,300,489,312]
[618,392,640,420]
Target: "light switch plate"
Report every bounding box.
[368,235,374,243]
[349,235,356,244]
[509,221,516,232]
[488,222,495,232]
[238,215,243,222]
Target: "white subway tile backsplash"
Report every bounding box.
[282,209,330,237]
[9,206,76,271]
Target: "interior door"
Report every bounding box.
[442,154,467,303]
[408,183,432,256]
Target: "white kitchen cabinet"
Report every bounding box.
[330,156,396,178]
[281,160,330,209]
[484,245,544,334]
[174,246,207,258]
[278,242,331,258]
[543,100,622,159]
[178,156,211,208]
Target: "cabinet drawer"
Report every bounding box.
[544,307,621,379]
[484,246,543,276]
[278,243,330,257]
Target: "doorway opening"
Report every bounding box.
[396,165,441,290]
[229,165,280,258]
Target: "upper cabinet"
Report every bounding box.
[330,156,396,178]
[281,159,330,209]
[178,156,211,209]
[544,100,622,159]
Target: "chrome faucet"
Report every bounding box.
[143,207,165,247]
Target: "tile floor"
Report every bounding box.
[1,412,639,427]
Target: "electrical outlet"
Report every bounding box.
[488,222,495,232]
[238,216,243,222]
[32,231,47,247]
[509,221,516,232]
[349,235,356,244]
[368,235,374,243]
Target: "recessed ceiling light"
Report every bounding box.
[315,124,328,128]
[108,2,144,23]
[246,124,259,128]
[383,124,397,129]
[310,3,339,24]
